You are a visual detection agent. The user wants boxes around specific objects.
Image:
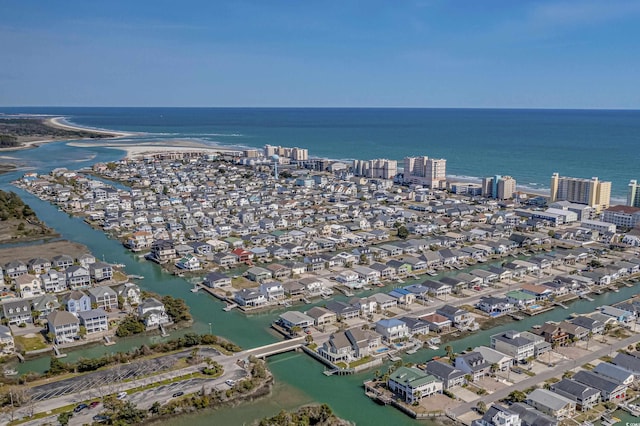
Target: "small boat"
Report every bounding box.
[190,284,200,293]
[3,369,18,376]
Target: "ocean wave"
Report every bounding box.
[195,133,244,137]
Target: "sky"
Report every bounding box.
[1,0,639,108]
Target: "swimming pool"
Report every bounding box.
[530,304,540,309]
[376,347,389,353]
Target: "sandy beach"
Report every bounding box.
[47,116,133,138]
[66,139,242,159]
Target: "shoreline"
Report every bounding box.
[46,116,134,138]
[0,116,134,153]
[67,139,244,159]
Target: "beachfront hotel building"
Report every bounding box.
[601,205,640,229]
[353,159,398,180]
[627,180,640,208]
[550,173,611,212]
[403,156,447,189]
[481,175,517,200]
[263,145,309,162]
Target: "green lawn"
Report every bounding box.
[14,334,48,352]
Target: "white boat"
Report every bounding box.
[3,369,18,376]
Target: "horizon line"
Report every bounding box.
[1,106,640,112]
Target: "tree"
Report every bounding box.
[490,363,499,374]
[57,411,73,426]
[79,325,87,338]
[507,390,527,403]
[149,401,161,415]
[48,356,68,375]
[476,401,487,414]
[397,225,409,239]
[445,345,454,360]
[31,310,41,321]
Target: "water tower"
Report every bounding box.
[271,154,280,179]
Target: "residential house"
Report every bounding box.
[508,403,558,426]
[490,330,535,362]
[3,261,27,278]
[424,360,466,389]
[87,286,118,310]
[474,346,513,372]
[422,280,452,298]
[325,301,360,320]
[612,352,640,379]
[246,266,272,282]
[306,306,337,326]
[573,370,627,401]
[63,290,91,314]
[477,296,514,316]
[203,272,232,289]
[550,379,601,412]
[40,271,67,293]
[14,274,43,298]
[210,252,238,268]
[569,316,605,335]
[116,282,142,306]
[319,331,353,363]
[399,317,430,335]
[505,290,537,308]
[421,313,452,333]
[455,351,492,381]
[388,288,416,306]
[472,404,521,426]
[65,265,91,289]
[47,310,80,344]
[89,261,113,282]
[387,367,443,404]
[175,254,202,271]
[51,254,74,270]
[1,300,32,325]
[138,298,170,327]
[78,308,109,334]
[149,239,177,264]
[375,318,409,342]
[436,305,475,329]
[234,289,267,307]
[536,322,570,347]
[369,293,398,311]
[599,305,636,324]
[525,389,575,420]
[593,362,635,386]
[277,311,315,331]
[27,257,51,275]
[259,282,285,301]
[31,294,60,317]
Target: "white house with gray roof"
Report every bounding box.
[526,388,575,420]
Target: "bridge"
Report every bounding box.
[242,336,306,359]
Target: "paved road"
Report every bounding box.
[450,333,640,418]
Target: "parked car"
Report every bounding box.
[117,391,127,400]
[89,401,100,409]
[73,403,88,413]
[172,391,184,398]
[225,379,236,386]
[93,414,110,423]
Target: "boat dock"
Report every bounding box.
[223,303,238,312]
[103,335,116,346]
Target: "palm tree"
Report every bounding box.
[445,345,454,360]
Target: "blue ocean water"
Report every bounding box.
[2,107,639,200]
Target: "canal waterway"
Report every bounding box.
[2,141,640,424]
